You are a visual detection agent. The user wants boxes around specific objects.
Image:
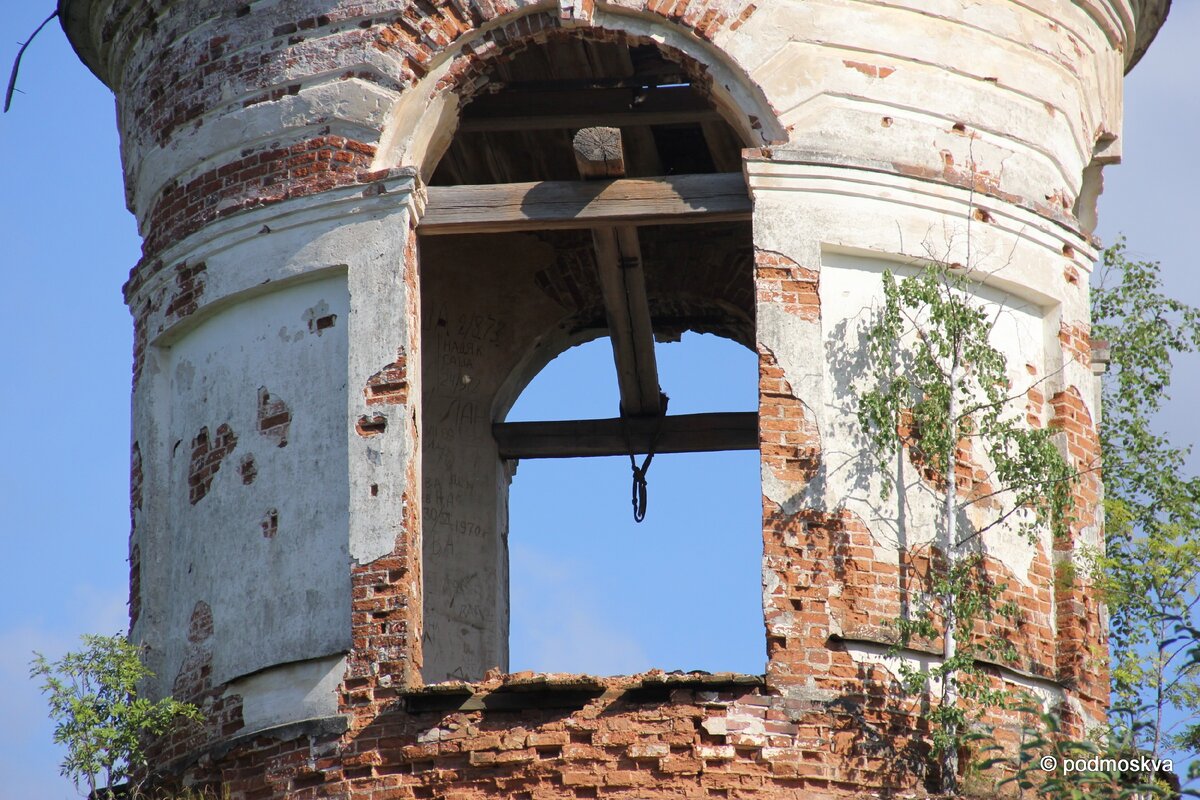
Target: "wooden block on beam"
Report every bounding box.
[574,127,626,179]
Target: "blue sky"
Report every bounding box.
[2,5,1197,797]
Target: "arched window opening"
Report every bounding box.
[417,32,759,684]
[506,334,762,676]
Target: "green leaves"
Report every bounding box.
[977,707,1182,799]
[1092,239,1200,778]
[859,264,1074,545]
[857,260,1076,793]
[30,634,202,799]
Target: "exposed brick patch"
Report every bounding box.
[256,387,291,447]
[755,249,819,321]
[238,453,257,484]
[156,596,244,771]
[843,59,895,79]
[343,461,423,714]
[897,408,999,512]
[304,301,339,336]
[129,543,141,631]
[188,423,238,505]
[364,348,409,405]
[143,137,375,259]
[1026,363,1045,428]
[1058,321,1092,368]
[261,508,279,539]
[165,260,207,320]
[1049,386,1106,716]
[758,346,820,487]
[188,600,214,643]
[313,313,337,334]
[728,2,757,31]
[372,3,758,93]
[888,154,1081,228]
[356,413,388,436]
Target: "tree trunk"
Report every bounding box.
[941,348,961,795]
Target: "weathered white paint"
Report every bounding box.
[129,79,400,228]
[159,274,351,689]
[229,655,348,735]
[130,180,426,702]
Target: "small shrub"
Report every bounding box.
[31,634,203,799]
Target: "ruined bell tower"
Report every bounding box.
[60,0,1168,795]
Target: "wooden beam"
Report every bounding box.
[460,110,722,133]
[620,126,664,176]
[700,120,745,173]
[591,225,661,415]
[572,128,660,416]
[459,86,719,132]
[494,412,758,459]
[419,173,751,235]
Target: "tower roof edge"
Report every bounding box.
[1127,0,1172,72]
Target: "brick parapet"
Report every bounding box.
[155,675,942,798]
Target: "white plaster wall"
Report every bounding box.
[162,274,351,688]
[228,654,348,735]
[129,177,424,701]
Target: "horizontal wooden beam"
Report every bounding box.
[459,85,718,132]
[460,109,722,132]
[419,173,751,235]
[494,412,758,459]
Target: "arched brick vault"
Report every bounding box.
[481,224,756,422]
[374,6,784,179]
